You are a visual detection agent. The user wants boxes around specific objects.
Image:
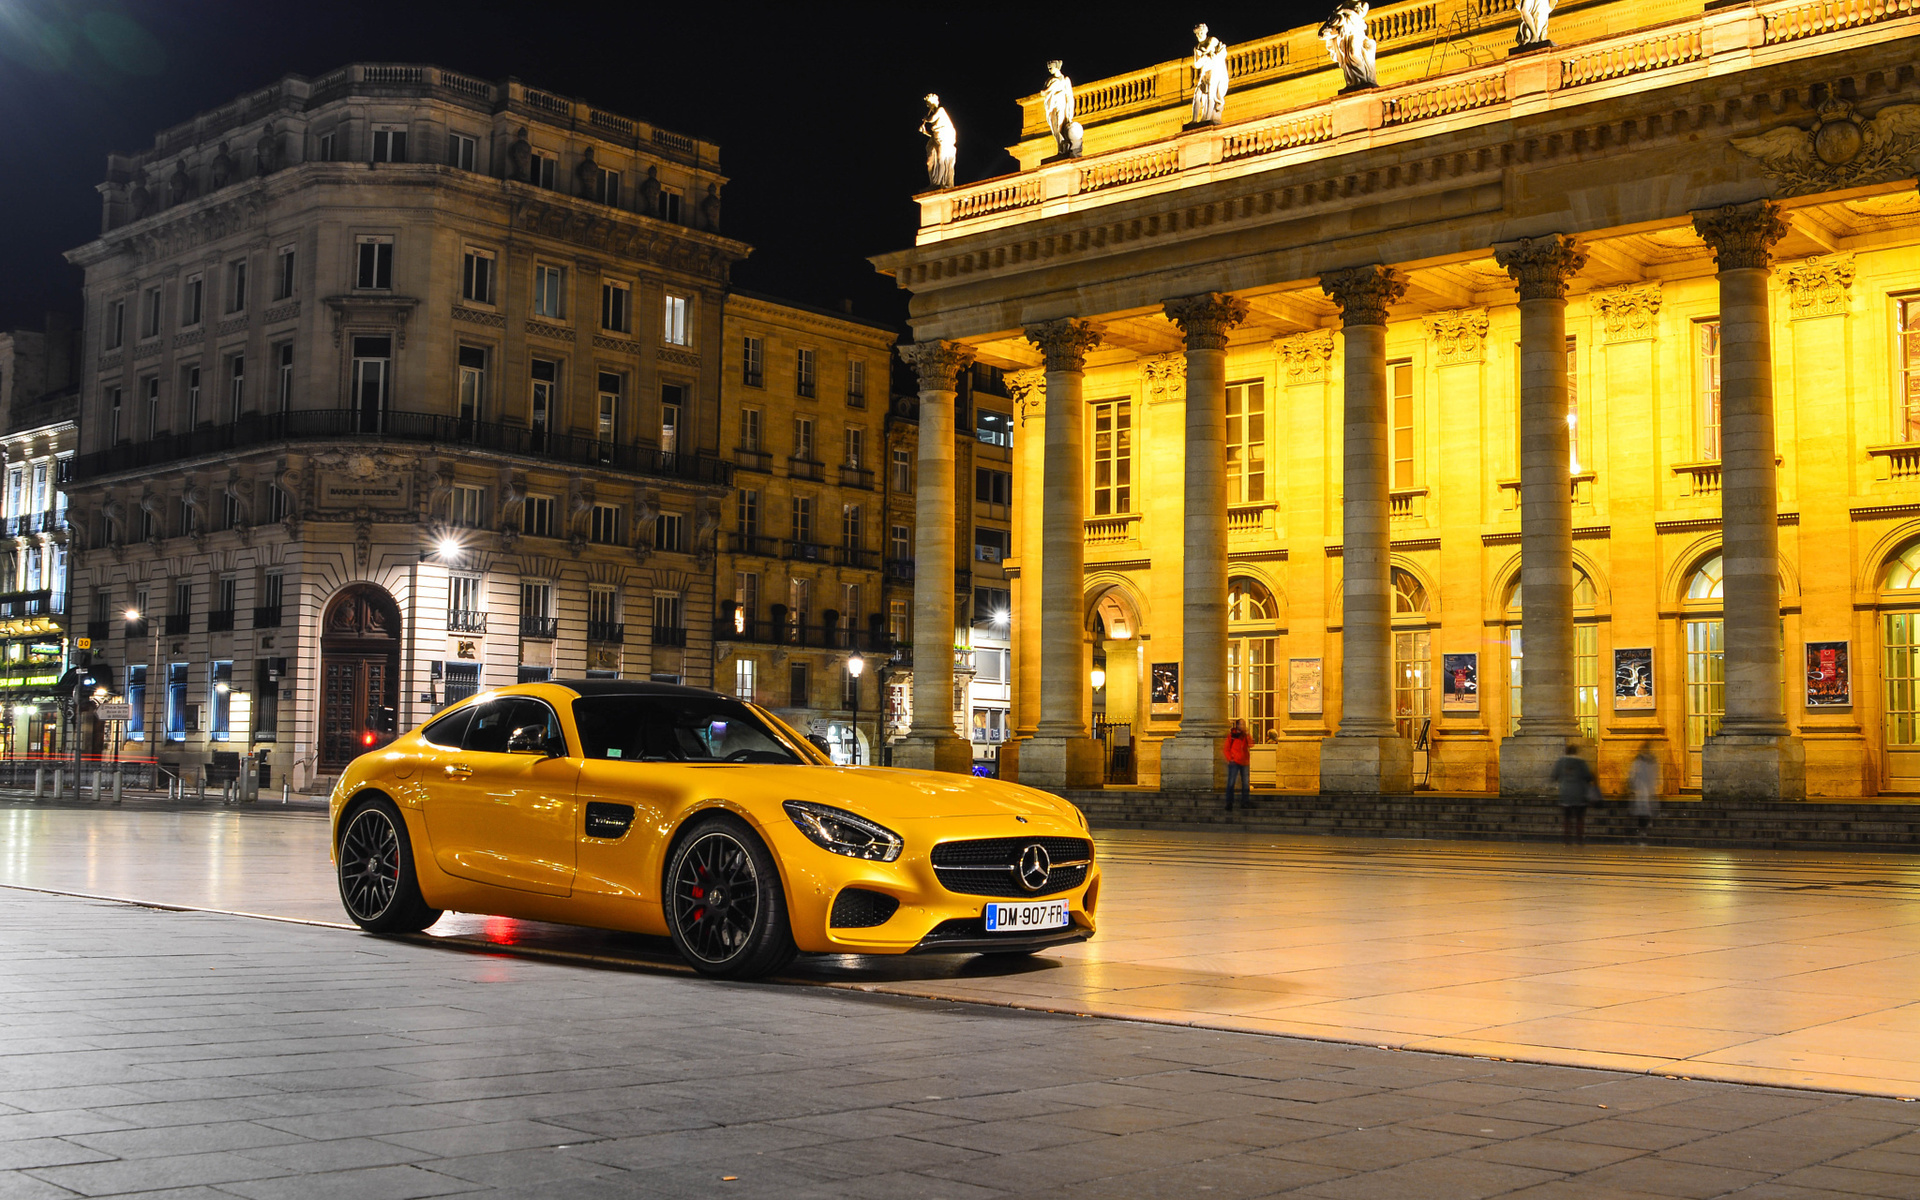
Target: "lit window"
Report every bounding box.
[1091,401,1131,515]
[663,293,690,346]
[533,264,567,319]
[1390,360,1414,489]
[1698,320,1722,460]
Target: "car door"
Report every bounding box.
[421,695,579,897]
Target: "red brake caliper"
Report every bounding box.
[691,863,707,921]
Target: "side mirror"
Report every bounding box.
[806,733,832,758]
[507,724,559,756]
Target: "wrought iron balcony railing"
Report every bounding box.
[519,615,558,640]
[447,609,488,633]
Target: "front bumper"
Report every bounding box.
[908,918,1094,955]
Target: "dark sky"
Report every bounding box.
[0,1,1320,334]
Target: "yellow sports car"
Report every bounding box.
[329,680,1099,978]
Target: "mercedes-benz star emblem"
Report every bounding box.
[1017,843,1052,892]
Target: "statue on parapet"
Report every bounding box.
[1043,61,1084,159]
[1320,0,1377,92]
[1515,0,1555,50]
[1189,23,1228,126]
[921,93,956,190]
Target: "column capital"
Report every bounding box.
[1691,200,1790,271]
[897,340,975,392]
[1006,367,1046,424]
[1023,318,1105,373]
[1493,234,1587,301]
[1162,292,1250,351]
[1319,265,1407,327]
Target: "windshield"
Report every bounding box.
[571,695,807,765]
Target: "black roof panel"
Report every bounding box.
[550,679,730,700]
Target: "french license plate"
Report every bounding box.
[983,900,1070,932]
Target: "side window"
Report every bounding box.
[421,707,474,749]
[463,697,560,754]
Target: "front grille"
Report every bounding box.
[830,887,899,928]
[929,836,1092,898]
[921,917,987,942]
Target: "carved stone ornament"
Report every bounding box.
[1731,96,1920,197]
[1319,0,1377,92]
[1781,254,1855,318]
[1142,354,1187,403]
[1006,368,1046,423]
[898,340,976,392]
[1319,264,1406,326]
[1691,200,1791,271]
[1591,283,1663,343]
[1276,330,1335,383]
[1494,234,1587,301]
[1163,292,1251,351]
[1024,319,1105,373]
[1423,309,1489,364]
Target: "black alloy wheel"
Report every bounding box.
[665,816,796,979]
[336,797,441,934]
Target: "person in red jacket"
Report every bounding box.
[1223,719,1251,811]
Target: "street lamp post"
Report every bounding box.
[847,653,865,766]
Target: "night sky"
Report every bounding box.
[0,1,1323,335]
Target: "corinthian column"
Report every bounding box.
[1160,292,1250,792]
[894,340,974,775]
[1693,200,1805,799]
[1494,234,1590,796]
[1318,265,1414,795]
[1019,318,1106,790]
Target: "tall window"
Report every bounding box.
[522,580,553,621]
[1226,381,1267,503]
[892,448,911,493]
[735,658,757,701]
[790,662,809,708]
[735,571,759,630]
[448,132,478,172]
[107,299,125,350]
[530,151,557,188]
[355,236,393,290]
[227,354,245,422]
[226,258,248,313]
[847,359,867,407]
[143,375,161,439]
[601,280,630,332]
[595,167,621,206]
[1698,319,1722,460]
[462,249,494,304]
[845,426,865,469]
[742,336,764,387]
[1506,569,1600,741]
[976,467,1011,506]
[977,409,1013,447]
[889,598,908,642]
[841,583,861,635]
[350,336,390,432]
[596,372,621,454]
[523,495,555,537]
[737,489,760,536]
[590,503,621,544]
[792,415,814,461]
[166,662,188,741]
[449,573,483,627]
[274,244,296,301]
[457,346,487,426]
[1227,576,1280,744]
[1900,298,1920,443]
[126,665,147,741]
[663,293,690,346]
[369,125,407,162]
[182,274,203,327]
[795,348,816,398]
[891,524,910,561]
[183,366,202,429]
[275,343,294,413]
[142,287,162,338]
[210,660,234,740]
[841,503,862,550]
[653,593,683,635]
[530,359,557,437]
[1091,400,1132,515]
[660,384,683,453]
[1391,568,1431,743]
[451,485,486,528]
[790,577,812,626]
[740,408,762,452]
[1390,359,1415,489]
[791,496,813,545]
[533,264,567,319]
[589,586,619,635]
[655,512,684,552]
[1565,336,1584,473]
[317,131,336,162]
[1683,554,1725,787]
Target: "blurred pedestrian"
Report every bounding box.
[1223,719,1251,812]
[1550,744,1593,847]
[1629,741,1660,842]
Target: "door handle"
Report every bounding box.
[444,763,473,779]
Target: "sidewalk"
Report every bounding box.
[0,786,329,812]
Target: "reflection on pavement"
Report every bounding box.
[5,804,1920,1097]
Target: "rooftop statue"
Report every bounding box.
[1319,1,1377,92]
[921,94,957,190]
[1190,23,1228,126]
[1042,61,1084,159]
[1516,0,1555,49]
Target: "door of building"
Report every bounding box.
[1684,618,1724,788]
[320,584,402,768]
[1884,612,1920,791]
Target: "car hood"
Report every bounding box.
[739,765,1086,827]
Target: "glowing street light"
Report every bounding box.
[847,654,865,766]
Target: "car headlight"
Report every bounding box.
[783,800,903,862]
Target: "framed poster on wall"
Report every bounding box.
[1288,658,1322,714]
[1805,640,1851,708]
[1441,652,1478,711]
[1150,662,1181,715]
[1613,647,1654,710]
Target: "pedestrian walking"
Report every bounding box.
[1223,720,1251,812]
[1629,741,1660,842]
[1549,744,1593,847]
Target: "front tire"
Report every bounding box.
[337,797,441,934]
[665,815,796,979]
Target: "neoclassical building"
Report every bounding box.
[876,0,1920,798]
[65,65,742,790]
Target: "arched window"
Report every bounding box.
[1505,567,1600,740]
[1883,542,1920,789]
[1686,554,1724,601]
[1389,567,1430,742]
[1392,568,1428,615]
[1680,552,1725,787]
[1226,576,1279,744]
[1887,543,1920,591]
[1228,576,1277,623]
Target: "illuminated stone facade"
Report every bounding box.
[876,0,1920,798]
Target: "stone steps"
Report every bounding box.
[1057,790,1920,851]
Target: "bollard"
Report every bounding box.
[111,767,123,806]
[281,782,289,805]
[195,768,204,802]
[92,769,102,803]
[51,768,63,801]
[31,766,43,800]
